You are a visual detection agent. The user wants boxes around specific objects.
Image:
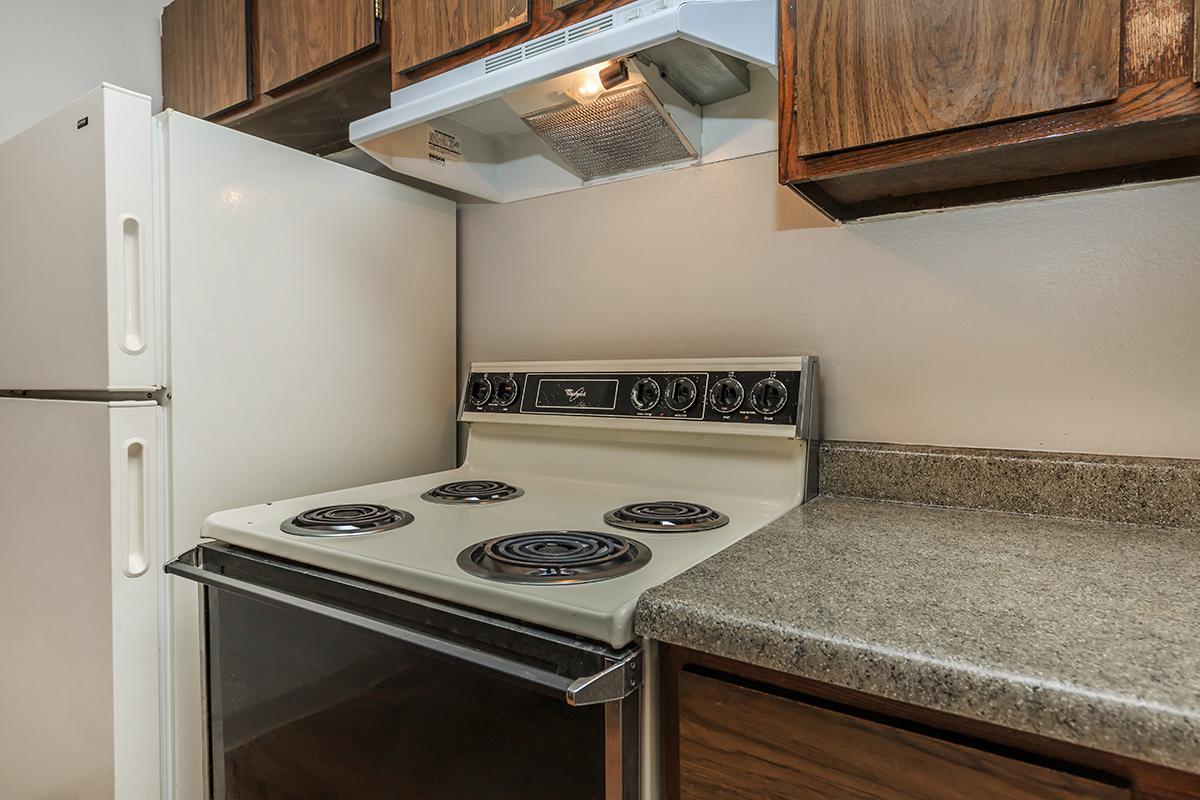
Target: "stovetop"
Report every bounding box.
[200,358,818,647]
[201,467,790,647]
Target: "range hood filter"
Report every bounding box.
[522,83,698,181]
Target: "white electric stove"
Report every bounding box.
[201,358,819,647]
[175,358,818,800]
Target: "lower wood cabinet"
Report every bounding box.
[662,647,1200,800]
[678,672,1127,800]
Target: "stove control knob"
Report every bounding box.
[665,377,698,411]
[494,377,520,407]
[631,377,661,411]
[467,376,493,407]
[709,377,744,414]
[750,377,788,415]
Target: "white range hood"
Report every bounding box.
[349,0,777,203]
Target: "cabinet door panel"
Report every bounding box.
[794,0,1121,155]
[678,672,1130,800]
[161,0,251,119]
[391,0,530,73]
[259,0,380,93]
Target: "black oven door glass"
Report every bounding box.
[205,588,606,800]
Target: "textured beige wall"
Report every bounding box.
[0,0,170,143]
[459,154,1200,459]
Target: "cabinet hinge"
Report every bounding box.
[375,0,384,21]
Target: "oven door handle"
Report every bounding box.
[166,557,640,707]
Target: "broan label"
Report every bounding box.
[427,128,463,166]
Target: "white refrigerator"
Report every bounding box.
[0,85,457,800]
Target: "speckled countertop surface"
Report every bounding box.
[634,497,1200,772]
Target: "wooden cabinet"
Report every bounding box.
[161,0,251,119]
[390,0,637,89]
[161,0,389,155]
[258,0,381,93]
[795,1,1121,155]
[391,0,531,73]
[781,0,1200,220]
[678,672,1127,800]
[662,647,1200,800]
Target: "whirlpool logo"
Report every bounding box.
[564,387,588,403]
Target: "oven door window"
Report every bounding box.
[206,588,606,800]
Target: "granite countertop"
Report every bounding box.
[634,496,1200,773]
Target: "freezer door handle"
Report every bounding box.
[118,214,146,355]
[166,549,641,706]
[120,438,150,577]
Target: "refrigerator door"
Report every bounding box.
[0,84,157,391]
[0,398,161,800]
[158,112,457,800]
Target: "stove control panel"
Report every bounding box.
[463,369,807,428]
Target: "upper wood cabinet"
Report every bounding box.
[795,0,1121,155]
[161,0,251,119]
[391,0,531,73]
[258,0,382,93]
[389,0,637,89]
[781,0,1200,220]
[161,0,390,155]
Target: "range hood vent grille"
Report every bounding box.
[522,84,697,181]
[484,49,524,73]
[525,30,568,59]
[568,14,615,42]
[484,11,617,75]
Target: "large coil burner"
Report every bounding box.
[457,531,651,585]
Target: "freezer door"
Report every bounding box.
[159,111,457,800]
[0,85,157,391]
[0,398,162,800]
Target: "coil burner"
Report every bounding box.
[457,531,651,585]
[422,480,525,505]
[604,501,729,533]
[280,504,414,537]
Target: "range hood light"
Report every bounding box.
[567,60,628,105]
[569,64,605,104]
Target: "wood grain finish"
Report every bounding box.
[794,0,1121,155]
[779,0,1200,219]
[161,0,250,119]
[391,0,636,87]
[1122,0,1196,86]
[258,0,379,93]
[784,76,1200,218]
[226,57,392,156]
[552,0,587,8]
[664,648,1200,800]
[391,0,530,73]
[679,671,1130,800]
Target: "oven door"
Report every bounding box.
[167,544,641,800]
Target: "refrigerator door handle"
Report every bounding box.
[120,437,150,577]
[118,214,146,356]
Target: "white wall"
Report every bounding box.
[0,0,169,143]
[459,154,1200,459]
